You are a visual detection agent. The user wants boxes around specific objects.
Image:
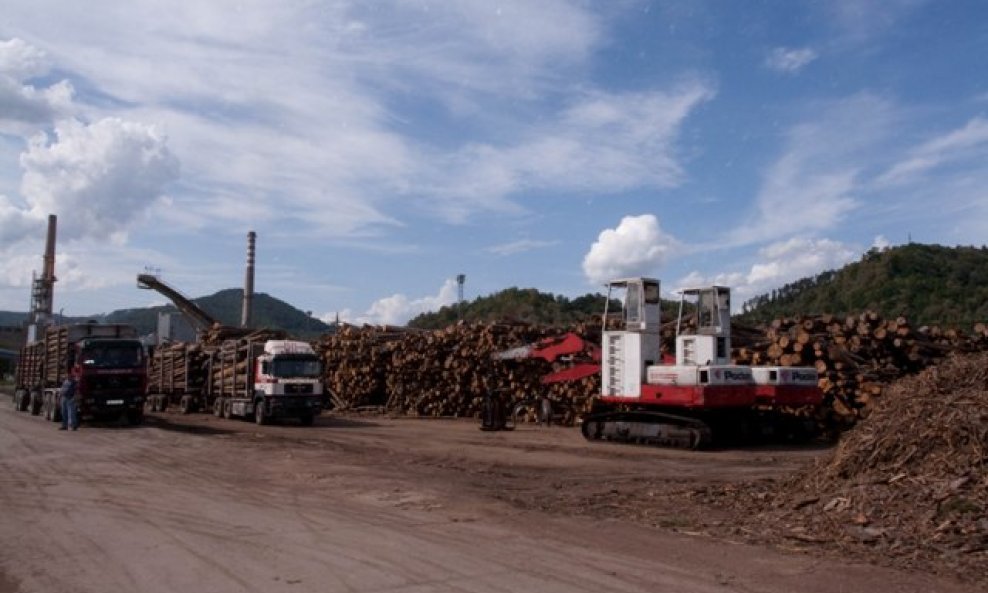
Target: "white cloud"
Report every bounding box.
[876,116,988,186]
[332,279,460,326]
[678,238,858,309]
[0,38,48,79]
[730,94,901,246]
[582,214,678,285]
[487,239,558,256]
[15,117,179,245]
[422,82,716,222]
[0,38,74,134]
[765,47,818,73]
[871,235,891,250]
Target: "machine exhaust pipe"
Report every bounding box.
[241,231,256,328]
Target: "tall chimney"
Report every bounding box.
[241,230,256,328]
[40,214,57,316]
[27,214,57,343]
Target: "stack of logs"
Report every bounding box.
[208,328,286,396]
[315,314,988,429]
[146,326,285,397]
[147,342,209,395]
[316,322,577,416]
[732,313,988,427]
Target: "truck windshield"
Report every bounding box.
[81,342,144,368]
[271,358,322,378]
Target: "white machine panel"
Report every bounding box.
[751,367,818,386]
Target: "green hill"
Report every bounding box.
[738,243,988,327]
[0,289,330,339]
[408,288,610,329]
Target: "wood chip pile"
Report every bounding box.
[695,351,988,584]
[315,322,593,416]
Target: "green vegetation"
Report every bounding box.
[738,243,988,327]
[408,288,617,329]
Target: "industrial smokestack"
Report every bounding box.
[27,214,57,343]
[241,230,256,328]
[42,214,57,311]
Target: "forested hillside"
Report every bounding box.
[738,244,988,327]
[408,288,618,329]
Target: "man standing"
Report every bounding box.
[59,376,78,431]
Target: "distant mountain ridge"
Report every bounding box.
[0,289,330,338]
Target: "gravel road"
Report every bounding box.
[0,400,978,593]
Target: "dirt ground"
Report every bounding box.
[0,398,980,593]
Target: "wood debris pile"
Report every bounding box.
[695,351,988,584]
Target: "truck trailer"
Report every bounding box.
[13,323,146,425]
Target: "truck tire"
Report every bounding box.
[127,410,144,426]
[254,401,267,425]
[213,398,223,417]
[222,399,232,420]
[14,390,27,412]
[298,412,314,427]
[29,390,42,416]
[179,396,192,414]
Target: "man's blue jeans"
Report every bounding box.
[61,396,78,429]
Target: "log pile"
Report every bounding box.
[208,329,286,397]
[732,313,988,427]
[147,342,209,395]
[316,322,578,415]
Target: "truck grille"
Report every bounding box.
[283,383,314,394]
[87,375,143,391]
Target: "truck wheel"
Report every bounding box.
[298,412,313,427]
[14,390,26,412]
[254,401,267,425]
[29,390,42,416]
[127,410,144,426]
[222,400,232,420]
[212,399,223,417]
[179,396,192,414]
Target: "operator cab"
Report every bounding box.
[603,277,662,333]
[674,286,731,366]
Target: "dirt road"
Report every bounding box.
[0,401,977,593]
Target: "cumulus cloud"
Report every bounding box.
[677,238,858,309]
[872,235,891,250]
[582,214,679,285]
[0,38,74,133]
[14,117,179,245]
[332,279,460,326]
[765,47,818,73]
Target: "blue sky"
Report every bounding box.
[1,1,986,324]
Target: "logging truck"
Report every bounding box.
[13,323,146,425]
[210,338,324,425]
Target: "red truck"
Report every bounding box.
[13,323,147,425]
